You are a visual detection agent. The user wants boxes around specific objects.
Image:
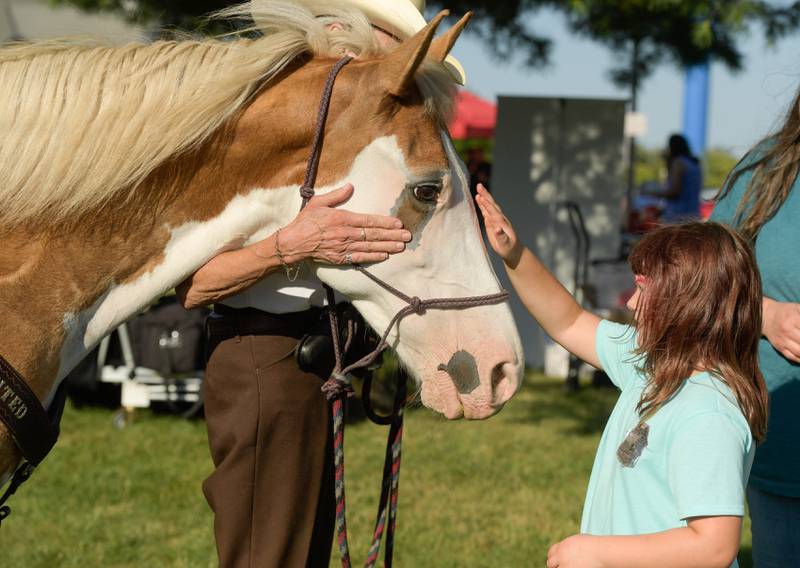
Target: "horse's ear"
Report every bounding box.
[428,12,472,64]
[380,10,449,98]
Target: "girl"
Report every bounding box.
[475,184,768,568]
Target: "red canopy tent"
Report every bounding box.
[449,90,497,140]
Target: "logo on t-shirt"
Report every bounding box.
[617,422,649,468]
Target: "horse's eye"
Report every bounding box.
[413,184,440,204]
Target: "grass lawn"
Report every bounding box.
[0,374,753,567]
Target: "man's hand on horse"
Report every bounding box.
[281,183,412,265]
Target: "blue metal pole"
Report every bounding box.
[682,60,710,156]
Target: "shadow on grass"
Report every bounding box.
[512,380,617,436]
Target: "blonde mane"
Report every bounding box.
[0,0,455,227]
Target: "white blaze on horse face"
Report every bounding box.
[317,134,524,420]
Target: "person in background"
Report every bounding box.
[477,183,767,568]
[653,134,703,223]
[711,88,800,567]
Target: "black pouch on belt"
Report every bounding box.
[294,303,381,379]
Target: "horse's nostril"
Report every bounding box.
[491,362,517,405]
[438,350,480,395]
[491,362,505,390]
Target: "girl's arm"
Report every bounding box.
[475,184,601,369]
[547,516,741,568]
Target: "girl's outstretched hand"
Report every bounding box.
[475,184,523,266]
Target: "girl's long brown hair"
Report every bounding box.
[717,88,800,240]
[629,222,769,441]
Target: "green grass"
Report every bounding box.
[0,375,753,567]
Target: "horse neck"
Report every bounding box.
[0,214,189,401]
[0,59,337,402]
[0,61,319,477]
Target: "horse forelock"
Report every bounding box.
[0,0,455,231]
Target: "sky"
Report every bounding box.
[448,8,800,158]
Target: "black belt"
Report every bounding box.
[210,304,323,338]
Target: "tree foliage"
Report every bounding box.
[48,0,239,32]
[558,1,800,95]
[50,0,556,63]
[50,0,800,95]
[703,147,740,189]
[634,144,664,188]
[426,0,553,67]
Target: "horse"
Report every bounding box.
[0,0,523,486]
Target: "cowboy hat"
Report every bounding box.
[254,0,467,85]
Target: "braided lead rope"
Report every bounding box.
[331,395,352,568]
[384,411,404,568]
[321,285,356,402]
[363,375,407,568]
[300,56,354,208]
[320,285,355,568]
[326,376,405,568]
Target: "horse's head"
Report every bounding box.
[294,13,523,419]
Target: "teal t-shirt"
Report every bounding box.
[711,157,800,497]
[581,321,753,568]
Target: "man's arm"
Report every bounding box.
[176,234,283,309]
[177,184,412,309]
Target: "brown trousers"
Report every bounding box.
[202,306,335,568]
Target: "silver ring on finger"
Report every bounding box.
[345,253,353,265]
[360,227,367,242]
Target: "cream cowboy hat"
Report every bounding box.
[334,0,465,84]
[255,0,467,85]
